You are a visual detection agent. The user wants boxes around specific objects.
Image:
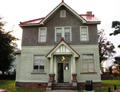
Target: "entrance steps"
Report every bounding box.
[52,83,73,90]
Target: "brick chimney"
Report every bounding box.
[86,11,92,16]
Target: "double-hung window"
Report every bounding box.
[56,28,62,41]
[34,55,45,73]
[82,54,94,72]
[55,27,71,42]
[38,27,47,42]
[80,26,89,41]
[65,28,70,41]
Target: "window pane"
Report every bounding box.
[65,28,70,41]
[56,28,62,41]
[34,65,38,73]
[40,36,45,42]
[40,29,45,35]
[39,65,44,73]
[34,56,45,60]
[34,60,40,65]
[81,27,87,41]
[89,62,94,72]
[82,55,93,59]
[83,62,88,72]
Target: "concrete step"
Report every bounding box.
[52,83,73,90]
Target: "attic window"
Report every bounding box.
[60,10,66,17]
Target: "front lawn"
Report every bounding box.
[78,80,120,92]
[0,80,45,92]
[0,80,120,92]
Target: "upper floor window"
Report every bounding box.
[82,54,94,72]
[38,27,47,42]
[56,28,62,41]
[55,27,71,42]
[60,10,66,17]
[80,26,89,41]
[34,55,45,73]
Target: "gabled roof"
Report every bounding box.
[46,37,80,58]
[19,1,100,26]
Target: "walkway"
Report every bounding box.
[46,90,77,92]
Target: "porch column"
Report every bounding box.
[50,56,54,74]
[49,55,55,82]
[72,56,77,82]
[73,56,76,74]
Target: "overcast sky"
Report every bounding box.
[0,0,120,57]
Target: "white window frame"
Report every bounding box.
[55,26,72,42]
[80,26,89,41]
[38,27,47,42]
[82,54,94,72]
[60,10,66,17]
[33,55,45,73]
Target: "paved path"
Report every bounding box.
[46,90,77,92]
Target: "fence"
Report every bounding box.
[0,75,15,80]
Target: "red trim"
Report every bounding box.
[20,1,100,25]
[39,2,63,24]
[20,17,45,24]
[46,37,80,57]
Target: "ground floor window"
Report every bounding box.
[82,54,94,72]
[34,55,45,73]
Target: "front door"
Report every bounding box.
[64,63,70,82]
[58,63,63,82]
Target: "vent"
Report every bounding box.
[60,10,66,17]
[38,84,41,86]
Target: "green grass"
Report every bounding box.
[0,80,120,92]
[78,80,120,92]
[0,80,45,92]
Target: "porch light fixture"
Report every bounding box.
[62,56,65,61]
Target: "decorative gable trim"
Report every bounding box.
[46,37,80,58]
[40,2,86,25]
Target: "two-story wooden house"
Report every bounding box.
[15,0,101,90]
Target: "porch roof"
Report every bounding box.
[46,37,80,58]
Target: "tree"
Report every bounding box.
[98,29,116,65]
[110,21,120,48]
[0,17,18,78]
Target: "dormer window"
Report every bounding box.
[60,10,66,17]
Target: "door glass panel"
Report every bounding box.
[64,63,69,70]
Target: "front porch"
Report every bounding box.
[46,38,79,90]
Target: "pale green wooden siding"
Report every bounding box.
[16,45,101,83]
